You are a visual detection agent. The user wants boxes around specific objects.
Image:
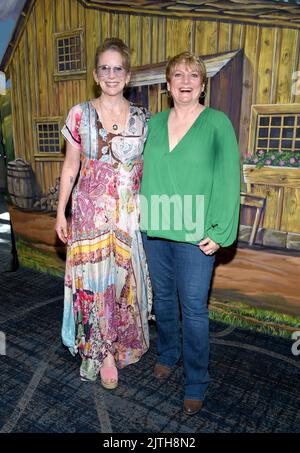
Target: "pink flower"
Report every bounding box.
[279,160,286,166]
[246,153,253,159]
[253,158,259,163]
[278,150,283,154]
[271,155,276,160]
[258,149,265,155]
[265,160,271,165]
[290,158,296,164]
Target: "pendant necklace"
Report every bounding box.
[98,99,125,132]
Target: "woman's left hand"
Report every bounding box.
[198,237,220,255]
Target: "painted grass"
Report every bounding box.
[17,240,64,278]
[209,297,300,339]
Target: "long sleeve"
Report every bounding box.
[206,114,241,247]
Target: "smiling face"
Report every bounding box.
[93,49,131,97]
[167,63,205,107]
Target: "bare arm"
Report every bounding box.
[55,142,81,243]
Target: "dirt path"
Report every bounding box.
[212,245,300,316]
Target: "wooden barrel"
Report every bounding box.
[6,158,38,209]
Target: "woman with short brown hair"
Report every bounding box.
[140,51,240,415]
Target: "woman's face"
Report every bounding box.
[93,49,130,97]
[167,63,205,107]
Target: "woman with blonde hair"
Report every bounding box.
[56,38,150,389]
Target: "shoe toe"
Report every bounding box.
[183,399,203,416]
[153,364,172,380]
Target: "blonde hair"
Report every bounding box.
[94,37,131,72]
[166,51,207,85]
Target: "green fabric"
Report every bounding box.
[140,107,241,246]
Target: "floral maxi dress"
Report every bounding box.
[61,101,150,381]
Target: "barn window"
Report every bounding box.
[53,30,86,81]
[249,105,300,155]
[34,118,63,157]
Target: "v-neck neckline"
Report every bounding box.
[166,106,209,154]
[89,99,132,136]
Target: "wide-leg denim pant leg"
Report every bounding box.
[142,233,215,400]
[174,241,215,400]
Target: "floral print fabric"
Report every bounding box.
[61,101,151,381]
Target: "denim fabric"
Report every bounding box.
[142,233,215,400]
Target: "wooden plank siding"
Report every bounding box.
[277,28,299,104]
[6,1,300,196]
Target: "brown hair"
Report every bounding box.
[166,51,207,85]
[94,37,131,72]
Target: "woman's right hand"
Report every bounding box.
[55,213,68,244]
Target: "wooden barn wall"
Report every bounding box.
[8,0,300,193]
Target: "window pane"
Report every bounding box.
[257,140,268,148]
[37,122,60,153]
[259,116,269,126]
[258,128,268,138]
[270,127,280,138]
[281,140,292,149]
[283,116,295,126]
[271,116,281,126]
[282,128,294,138]
[269,139,279,148]
[56,33,83,73]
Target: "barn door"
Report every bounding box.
[127,83,169,114]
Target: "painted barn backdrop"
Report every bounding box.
[0,0,300,336]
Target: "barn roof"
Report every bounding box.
[129,49,242,86]
[1,0,300,74]
[81,0,300,25]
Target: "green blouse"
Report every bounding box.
[140,107,241,247]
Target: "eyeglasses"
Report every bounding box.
[97,65,127,78]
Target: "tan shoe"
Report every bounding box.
[183,399,203,416]
[153,363,172,380]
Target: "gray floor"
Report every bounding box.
[0,194,300,434]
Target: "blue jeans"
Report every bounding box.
[142,233,215,400]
